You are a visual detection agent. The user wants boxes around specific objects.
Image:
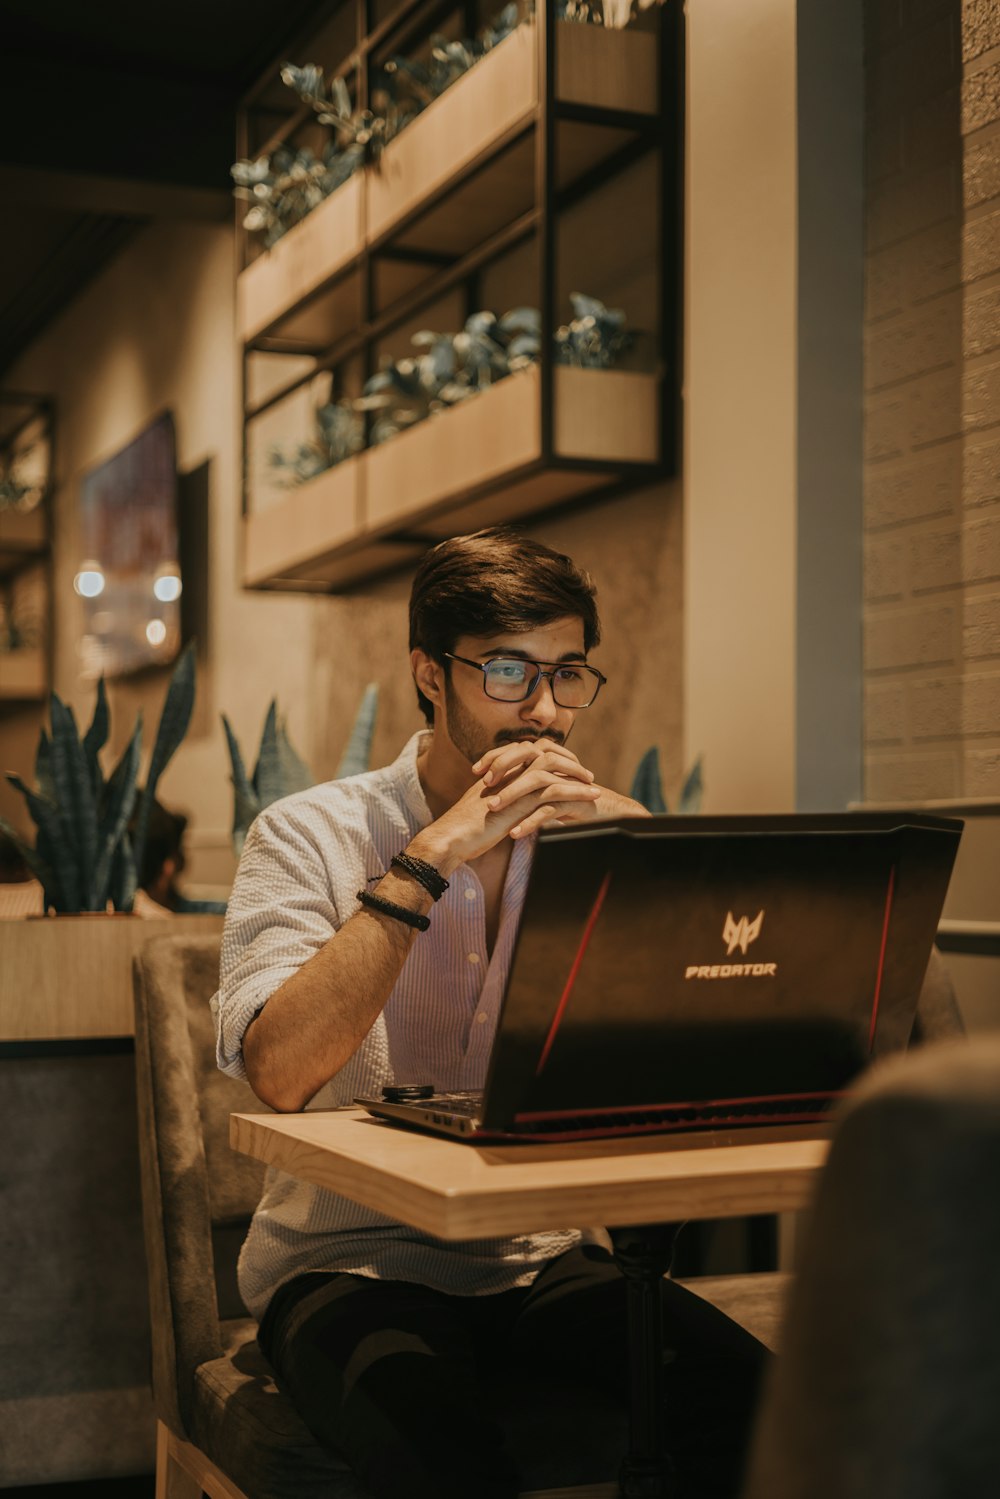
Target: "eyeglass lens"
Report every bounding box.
[483,658,598,707]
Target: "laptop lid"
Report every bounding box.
[479,811,963,1131]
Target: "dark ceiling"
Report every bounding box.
[0,0,330,378]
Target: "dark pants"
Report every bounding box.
[258,1243,768,1499]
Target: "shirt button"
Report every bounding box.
[476,1012,488,1024]
[464,888,477,901]
[467,952,480,964]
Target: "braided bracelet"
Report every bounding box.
[357,889,430,932]
[391,851,449,901]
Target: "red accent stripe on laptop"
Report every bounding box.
[869,863,896,1052]
[535,871,612,1076]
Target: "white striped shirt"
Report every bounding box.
[212,731,585,1320]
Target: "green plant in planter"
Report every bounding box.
[0,473,41,512]
[551,0,640,25]
[630,747,703,814]
[232,136,366,248]
[223,682,379,855]
[554,0,605,24]
[232,70,374,248]
[0,642,197,913]
[268,402,365,487]
[374,2,520,144]
[234,3,521,246]
[267,294,628,479]
[555,293,631,368]
[355,296,627,443]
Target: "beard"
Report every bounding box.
[443,678,566,765]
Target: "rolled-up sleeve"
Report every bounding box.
[212,804,344,1080]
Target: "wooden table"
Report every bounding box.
[231,1108,830,1498]
[230,1107,829,1238]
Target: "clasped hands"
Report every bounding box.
[420,740,647,874]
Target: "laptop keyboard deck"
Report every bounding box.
[402,1091,837,1139]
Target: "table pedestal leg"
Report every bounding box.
[610,1224,679,1499]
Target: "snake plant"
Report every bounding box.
[630,748,703,814]
[0,642,197,913]
[223,682,379,855]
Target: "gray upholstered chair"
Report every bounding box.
[911,943,965,1043]
[131,932,790,1499]
[742,1031,1000,1499]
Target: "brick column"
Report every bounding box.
[864,0,1000,800]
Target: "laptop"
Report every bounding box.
[358,811,963,1142]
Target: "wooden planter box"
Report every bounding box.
[243,456,363,587]
[237,17,665,589]
[237,22,658,341]
[237,172,365,343]
[0,506,46,570]
[368,21,658,246]
[367,364,659,528]
[556,21,658,114]
[0,913,224,1042]
[0,646,46,701]
[367,26,537,246]
[244,365,659,588]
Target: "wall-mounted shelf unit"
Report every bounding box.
[236,0,681,592]
[0,393,53,702]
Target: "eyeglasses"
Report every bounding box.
[444,652,607,708]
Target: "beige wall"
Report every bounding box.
[1,219,684,888]
[864,0,1000,800]
[684,0,800,811]
[2,222,324,886]
[1,0,873,882]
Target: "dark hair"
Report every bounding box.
[408,526,601,724]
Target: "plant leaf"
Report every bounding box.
[677,757,704,814]
[82,677,109,799]
[275,714,314,797]
[108,831,138,914]
[34,728,56,804]
[222,713,262,857]
[252,700,283,808]
[336,682,379,778]
[131,642,196,888]
[0,807,62,907]
[629,746,668,815]
[253,702,314,808]
[92,719,143,909]
[46,695,95,909]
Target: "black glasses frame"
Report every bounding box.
[443,652,607,708]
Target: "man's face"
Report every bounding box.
[438,616,589,765]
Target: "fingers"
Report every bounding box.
[508,797,602,839]
[474,740,594,787]
[484,769,602,815]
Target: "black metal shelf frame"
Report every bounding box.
[0,390,55,567]
[0,390,55,702]
[237,0,684,562]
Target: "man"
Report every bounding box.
[214,527,766,1499]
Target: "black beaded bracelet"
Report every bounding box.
[391,851,449,901]
[357,889,430,932]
